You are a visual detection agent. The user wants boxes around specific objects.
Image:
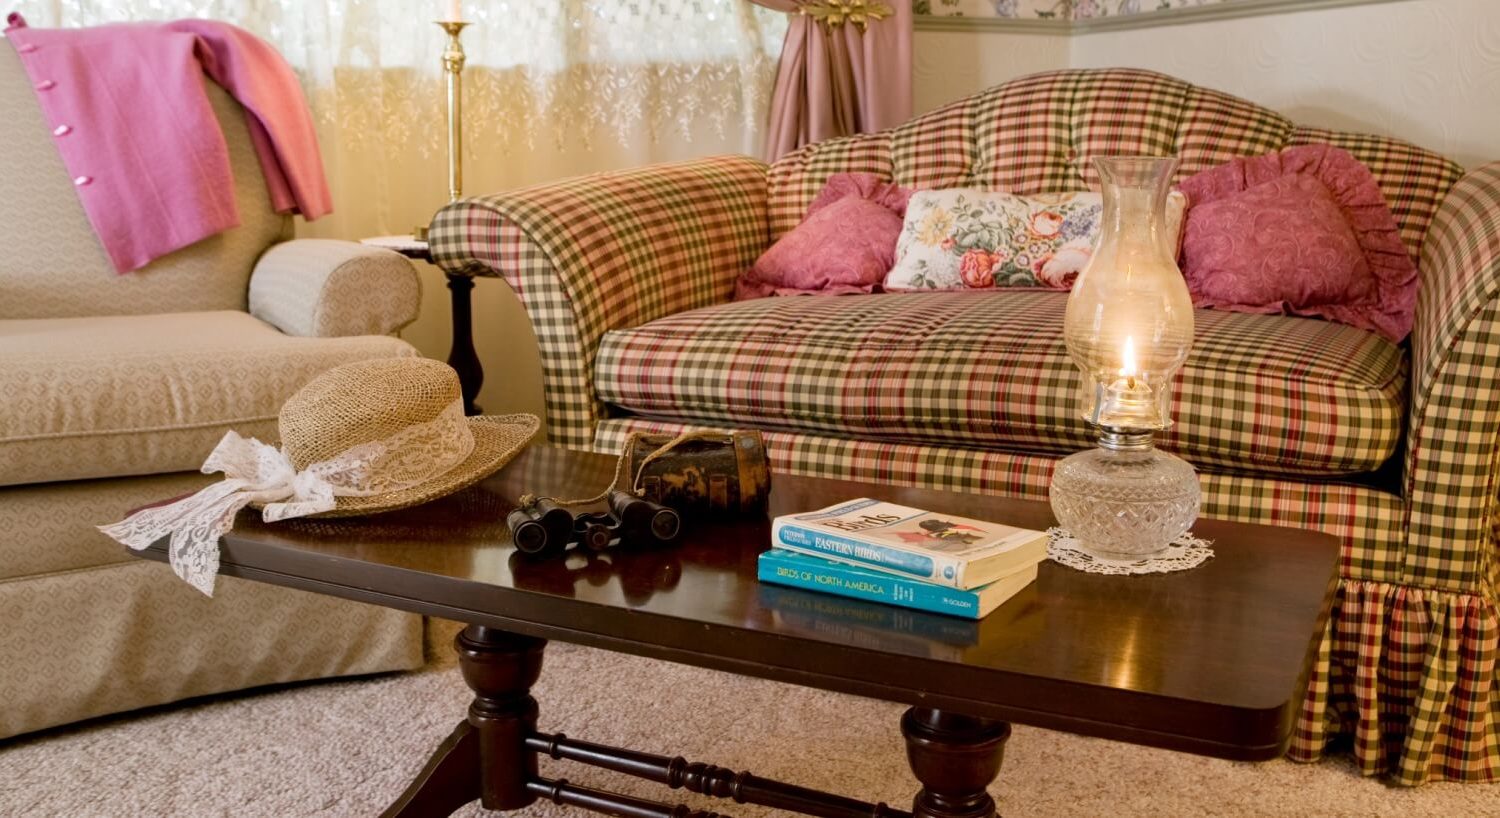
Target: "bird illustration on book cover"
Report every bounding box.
[881,518,987,551]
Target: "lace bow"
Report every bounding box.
[100,400,474,596]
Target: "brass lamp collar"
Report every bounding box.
[1097,428,1155,451]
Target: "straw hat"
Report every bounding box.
[272,357,540,517]
[101,356,538,596]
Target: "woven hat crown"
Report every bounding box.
[278,358,463,470]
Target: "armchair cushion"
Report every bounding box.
[249,239,420,337]
[0,311,416,487]
[0,471,213,581]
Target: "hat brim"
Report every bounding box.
[294,413,540,519]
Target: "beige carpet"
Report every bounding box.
[1,621,1495,818]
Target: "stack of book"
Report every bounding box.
[757,498,1049,620]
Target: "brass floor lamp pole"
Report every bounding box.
[436,19,483,416]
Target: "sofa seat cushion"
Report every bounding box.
[0,472,215,580]
[595,291,1406,476]
[0,311,416,487]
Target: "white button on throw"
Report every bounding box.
[53,124,71,137]
[73,175,92,187]
[35,80,55,91]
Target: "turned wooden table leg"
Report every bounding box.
[444,272,483,416]
[902,708,1011,818]
[382,625,547,817]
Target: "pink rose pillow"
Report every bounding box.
[883,189,1187,292]
[736,173,912,299]
[1177,144,1418,343]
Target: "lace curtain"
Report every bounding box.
[26,1,787,236]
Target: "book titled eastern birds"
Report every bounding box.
[758,549,1038,620]
[770,498,1049,589]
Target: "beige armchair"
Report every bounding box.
[0,47,425,738]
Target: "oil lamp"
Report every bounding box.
[1049,157,1200,558]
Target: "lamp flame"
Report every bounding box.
[1119,336,1138,387]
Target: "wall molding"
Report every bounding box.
[914,0,1415,35]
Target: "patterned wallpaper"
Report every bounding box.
[914,0,1235,19]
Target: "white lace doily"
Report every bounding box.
[1046,527,1213,575]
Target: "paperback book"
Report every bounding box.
[757,548,1038,620]
[770,498,1048,589]
[756,583,981,651]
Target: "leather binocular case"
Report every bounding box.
[506,490,681,557]
[624,430,770,515]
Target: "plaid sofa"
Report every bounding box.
[430,69,1499,785]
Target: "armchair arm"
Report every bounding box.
[1404,162,1500,591]
[428,155,770,449]
[249,239,420,338]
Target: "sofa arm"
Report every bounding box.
[249,239,421,338]
[1404,162,1500,590]
[428,155,770,449]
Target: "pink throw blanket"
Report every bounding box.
[4,13,331,273]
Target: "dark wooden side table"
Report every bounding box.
[361,234,483,416]
[132,446,1340,818]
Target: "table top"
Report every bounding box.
[360,234,432,261]
[136,445,1340,761]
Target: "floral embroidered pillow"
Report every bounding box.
[884,189,1187,292]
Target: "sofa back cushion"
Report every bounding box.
[0,47,287,320]
[767,69,1463,264]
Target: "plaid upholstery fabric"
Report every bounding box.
[1290,581,1498,785]
[428,156,769,448]
[767,69,1451,253]
[596,418,1496,783]
[1405,163,1500,592]
[767,136,893,241]
[595,418,1406,583]
[595,292,1407,477]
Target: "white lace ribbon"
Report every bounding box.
[100,399,474,596]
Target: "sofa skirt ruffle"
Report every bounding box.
[1289,579,1499,785]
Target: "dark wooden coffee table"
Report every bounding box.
[133,445,1339,818]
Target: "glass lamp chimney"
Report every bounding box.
[1063,157,1194,434]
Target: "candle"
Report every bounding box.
[443,0,462,22]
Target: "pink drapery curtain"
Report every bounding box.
[749,1,913,161]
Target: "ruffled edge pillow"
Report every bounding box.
[1177,144,1418,343]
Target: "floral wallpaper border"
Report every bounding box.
[914,0,1407,28]
[916,0,1235,19]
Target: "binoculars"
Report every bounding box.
[506,489,682,557]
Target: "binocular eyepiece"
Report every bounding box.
[505,498,572,556]
[507,490,681,557]
[608,489,681,544]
